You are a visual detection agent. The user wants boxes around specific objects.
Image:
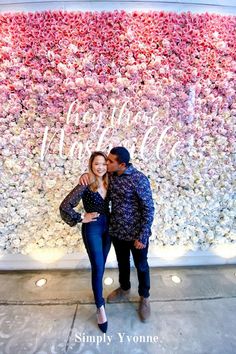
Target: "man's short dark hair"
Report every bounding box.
[110,146,130,166]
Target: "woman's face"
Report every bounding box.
[91,155,107,177]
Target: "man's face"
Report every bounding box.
[107,153,124,173]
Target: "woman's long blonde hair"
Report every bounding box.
[88,151,109,192]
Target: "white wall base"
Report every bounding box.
[0,248,236,270]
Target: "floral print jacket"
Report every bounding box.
[108,163,155,246]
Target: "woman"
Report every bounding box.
[59,151,111,333]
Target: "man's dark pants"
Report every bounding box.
[111,236,150,298]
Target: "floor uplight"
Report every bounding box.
[104,277,113,285]
[171,275,181,284]
[35,278,47,287]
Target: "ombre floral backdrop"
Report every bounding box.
[0,10,235,256]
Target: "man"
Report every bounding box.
[79,146,155,322]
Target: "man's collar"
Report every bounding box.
[113,163,134,176]
[122,162,134,175]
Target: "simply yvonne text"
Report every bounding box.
[75,332,159,345]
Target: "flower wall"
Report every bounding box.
[0,10,235,256]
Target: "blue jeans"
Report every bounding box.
[81,214,111,308]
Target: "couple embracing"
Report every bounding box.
[60,147,155,333]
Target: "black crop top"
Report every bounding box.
[59,184,110,227]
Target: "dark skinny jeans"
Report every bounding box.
[81,214,111,308]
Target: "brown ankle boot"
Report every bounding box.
[138,296,151,322]
[107,287,130,303]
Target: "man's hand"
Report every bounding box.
[79,173,90,186]
[82,212,100,223]
[134,240,146,249]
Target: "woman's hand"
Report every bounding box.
[82,212,100,223]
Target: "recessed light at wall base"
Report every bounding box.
[104,277,113,285]
[35,278,47,287]
[171,275,181,284]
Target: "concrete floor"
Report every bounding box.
[0,265,236,354]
